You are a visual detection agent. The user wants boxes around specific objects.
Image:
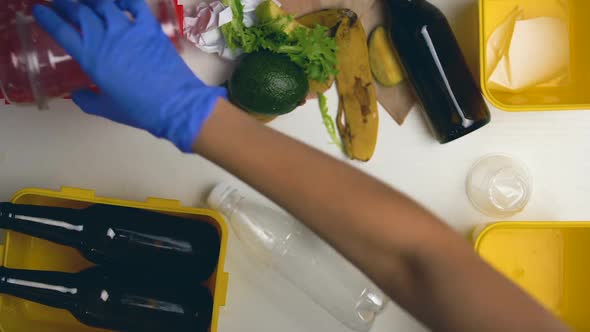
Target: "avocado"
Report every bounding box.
[255,0,305,34]
[229,51,309,116]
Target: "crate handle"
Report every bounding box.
[145,197,182,209]
[60,187,96,198]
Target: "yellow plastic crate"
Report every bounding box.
[474,222,590,331]
[479,0,590,111]
[0,187,229,332]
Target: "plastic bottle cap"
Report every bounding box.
[207,183,236,211]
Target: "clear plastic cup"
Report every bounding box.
[0,0,182,109]
[466,154,532,218]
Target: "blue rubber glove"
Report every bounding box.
[32,0,227,152]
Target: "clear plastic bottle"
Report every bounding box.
[207,184,388,332]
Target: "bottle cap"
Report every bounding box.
[207,183,236,211]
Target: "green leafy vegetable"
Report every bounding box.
[318,92,342,149]
[220,0,255,52]
[276,26,338,83]
[221,0,338,83]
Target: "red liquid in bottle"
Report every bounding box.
[1,0,49,104]
[0,0,183,109]
[1,14,92,107]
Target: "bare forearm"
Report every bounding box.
[195,100,429,286]
[195,100,567,331]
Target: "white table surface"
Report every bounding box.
[2,0,590,331]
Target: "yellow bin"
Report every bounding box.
[479,0,590,111]
[473,222,590,331]
[0,187,229,332]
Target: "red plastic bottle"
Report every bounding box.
[0,1,48,104]
[0,0,183,109]
[1,14,93,107]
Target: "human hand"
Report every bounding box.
[33,0,227,152]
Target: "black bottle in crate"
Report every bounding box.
[0,266,213,332]
[387,0,491,143]
[0,203,221,282]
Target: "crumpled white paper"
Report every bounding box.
[485,7,522,79]
[487,10,570,92]
[184,0,281,60]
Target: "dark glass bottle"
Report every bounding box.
[387,0,490,143]
[0,203,220,282]
[0,266,213,332]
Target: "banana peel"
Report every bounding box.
[308,77,335,97]
[297,9,378,160]
[334,11,379,161]
[297,9,349,96]
[297,8,349,31]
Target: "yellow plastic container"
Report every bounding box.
[0,187,229,332]
[473,222,590,331]
[479,0,590,111]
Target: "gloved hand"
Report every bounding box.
[32,0,227,152]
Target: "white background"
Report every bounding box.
[1,0,589,331]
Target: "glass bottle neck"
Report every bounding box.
[0,267,78,311]
[389,0,426,12]
[0,203,84,248]
[391,0,422,6]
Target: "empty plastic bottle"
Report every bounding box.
[207,183,388,332]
